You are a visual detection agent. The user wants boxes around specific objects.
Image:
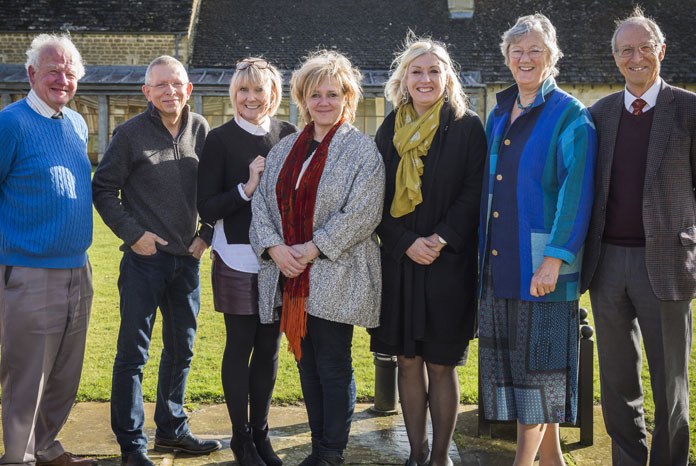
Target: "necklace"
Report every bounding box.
[516,94,534,111]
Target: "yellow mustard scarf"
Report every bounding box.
[390,97,444,217]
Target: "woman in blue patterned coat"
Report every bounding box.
[250,50,385,466]
[478,14,597,465]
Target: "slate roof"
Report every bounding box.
[0,1,192,33]
[191,0,696,84]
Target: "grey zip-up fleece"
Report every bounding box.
[93,103,211,256]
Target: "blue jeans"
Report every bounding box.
[298,315,356,459]
[111,251,200,454]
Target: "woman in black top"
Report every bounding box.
[197,57,296,466]
[369,37,486,466]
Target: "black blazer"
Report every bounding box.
[581,81,696,300]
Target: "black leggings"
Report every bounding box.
[221,313,282,431]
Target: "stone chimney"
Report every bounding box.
[448,0,474,19]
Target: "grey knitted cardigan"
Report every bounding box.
[250,122,385,327]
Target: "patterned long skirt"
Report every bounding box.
[478,265,579,425]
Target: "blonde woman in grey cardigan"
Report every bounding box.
[250,50,385,466]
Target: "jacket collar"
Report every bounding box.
[494,75,557,116]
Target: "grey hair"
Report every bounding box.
[500,13,563,77]
[144,55,188,85]
[25,33,85,80]
[385,33,468,119]
[611,6,665,53]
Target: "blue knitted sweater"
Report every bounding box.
[0,99,92,268]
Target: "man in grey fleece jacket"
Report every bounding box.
[92,56,220,466]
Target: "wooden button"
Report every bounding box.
[492,249,498,256]
[504,139,511,146]
[493,211,499,218]
[496,174,503,181]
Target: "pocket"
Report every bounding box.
[679,225,696,246]
[3,266,12,286]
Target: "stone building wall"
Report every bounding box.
[0,32,189,66]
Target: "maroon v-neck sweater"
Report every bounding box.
[603,106,655,247]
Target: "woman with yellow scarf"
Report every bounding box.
[369,36,486,466]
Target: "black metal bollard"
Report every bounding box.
[372,352,399,414]
[577,307,595,446]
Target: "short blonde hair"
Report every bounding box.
[385,34,468,119]
[229,58,284,118]
[290,50,363,124]
[500,14,563,77]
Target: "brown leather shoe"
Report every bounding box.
[37,452,97,466]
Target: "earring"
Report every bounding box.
[401,91,410,105]
[444,89,450,103]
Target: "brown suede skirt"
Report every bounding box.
[211,251,259,315]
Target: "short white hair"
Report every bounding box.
[25,33,85,80]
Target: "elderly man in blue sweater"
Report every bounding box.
[0,34,96,466]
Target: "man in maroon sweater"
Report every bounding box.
[581,7,696,466]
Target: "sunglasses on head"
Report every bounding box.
[236,59,270,71]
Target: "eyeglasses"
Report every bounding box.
[615,43,658,58]
[509,48,546,59]
[147,81,189,91]
[236,59,270,71]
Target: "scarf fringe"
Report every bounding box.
[280,293,308,361]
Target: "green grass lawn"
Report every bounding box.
[82,209,696,461]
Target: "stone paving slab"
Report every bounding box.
[0,403,613,465]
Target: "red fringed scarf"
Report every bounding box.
[275,118,344,360]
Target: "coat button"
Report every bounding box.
[504,139,511,146]
[492,249,499,256]
[496,174,503,181]
[493,211,500,218]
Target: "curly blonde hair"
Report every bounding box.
[290,50,363,124]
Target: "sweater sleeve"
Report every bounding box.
[249,142,286,256]
[196,129,249,224]
[92,127,147,246]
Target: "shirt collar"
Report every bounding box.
[26,89,63,119]
[235,115,271,135]
[623,77,661,112]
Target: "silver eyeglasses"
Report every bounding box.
[615,43,658,58]
[148,81,188,91]
[509,48,546,60]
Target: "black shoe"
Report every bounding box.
[231,425,266,466]
[154,432,222,454]
[316,455,344,466]
[297,453,319,466]
[121,452,154,466]
[252,425,282,466]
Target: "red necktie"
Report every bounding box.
[632,98,647,115]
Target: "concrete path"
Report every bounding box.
[0,403,612,465]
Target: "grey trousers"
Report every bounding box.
[589,245,691,466]
[0,264,93,465]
